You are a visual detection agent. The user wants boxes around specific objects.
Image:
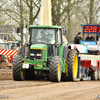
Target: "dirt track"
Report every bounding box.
[0,69,12,80]
[0,69,100,100]
[0,80,100,100]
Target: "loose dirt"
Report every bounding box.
[0,80,100,100]
[0,69,13,80]
[0,66,100,100]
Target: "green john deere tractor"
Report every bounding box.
[13,25,80,82]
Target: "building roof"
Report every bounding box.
[0,25,20,40]
[0,25,13,33]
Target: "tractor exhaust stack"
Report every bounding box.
[40,0,52,25]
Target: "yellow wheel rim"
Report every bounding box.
[73,54,78,78]
[58,62,61,78]
[66,57,68,76]
[34,71,37,75]
[21,71,24,77]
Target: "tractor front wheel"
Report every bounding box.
[13,55,24,81]
[49,56,62,82]
[89,68,99,80]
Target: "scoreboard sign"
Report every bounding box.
[83,25,100,33]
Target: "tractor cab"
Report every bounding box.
[29,25,66,57]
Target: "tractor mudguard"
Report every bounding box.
[63,45,69,59]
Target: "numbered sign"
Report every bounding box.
[23,63,29,69]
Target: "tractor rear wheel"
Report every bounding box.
[49,56,62,82]
[67,50,79,81]
[13,55,24,81]
[77,65,82,80]
[89,68,99,80]
[97,66,99,80]
[97,65,100,80]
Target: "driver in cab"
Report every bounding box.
[40,31,50,43]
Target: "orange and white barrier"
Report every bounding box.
[0,50,17,63]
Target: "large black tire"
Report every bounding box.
[97,66,99,80]
[13,55,25,81]
[89,67,99,80]
[98,71,100,80]
[77,65,82,80]
[67,50,79,81]
[49,56,62,82]
[97,64,100,80]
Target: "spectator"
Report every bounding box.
[85,33,95,41]
[74,45,79,55]
[74,32,82,44]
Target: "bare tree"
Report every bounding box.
[51,0,83,43]
[23,0,40,25]
[79,0,100,24]
[1,0,40,46]
[1,0,100,44]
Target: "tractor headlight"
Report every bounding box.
[30,49,44,60]
[30,53,41,56]
[37,54,41,56]
[30,53,34,56]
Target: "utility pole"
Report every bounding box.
[20,0,24,47]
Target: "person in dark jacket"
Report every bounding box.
[74,32,82,44]
[85,33,94,41]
